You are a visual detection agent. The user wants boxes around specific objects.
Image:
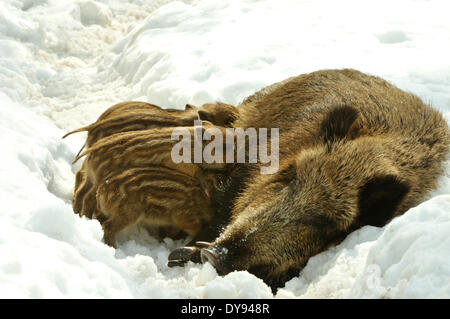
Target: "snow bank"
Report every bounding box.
[277,196,450,298]
[0,0,449,298]
[104,0,450,113]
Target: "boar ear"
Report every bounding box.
[319,105,360,143]
[185,104,196,110]
[356,175,410,227]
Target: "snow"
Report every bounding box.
[278,196,450,298]
[0,0,449,299]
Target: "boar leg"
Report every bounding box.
[72,163,90,215]
[97,181,142,248]
[80,187,98,218]
[101,209,141,248]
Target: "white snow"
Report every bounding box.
[0,0,449,298]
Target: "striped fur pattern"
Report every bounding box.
[82,124,231,184]
[65,101,195,219]
[64,101,236,246]
[97,165,213,247]
[67,101,235,217]
[82,126,229,247]
[64,101,236,161]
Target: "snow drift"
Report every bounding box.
[0,0,449,298]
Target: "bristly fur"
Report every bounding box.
[66,70,449,291]
[65,101,237,247]
[183,69,450,292]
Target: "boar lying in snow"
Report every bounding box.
[64,101,236,245]
[168,69,450,291]
[66,69,449,291]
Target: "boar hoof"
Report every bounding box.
[200,248,226,275]
[168,246,201,267]
[167,241,213,267]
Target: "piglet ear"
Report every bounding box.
[356,175,410,227]
[319,105,360,143]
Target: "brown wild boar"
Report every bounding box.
[64,101,236,161]
[64,101,190,218]
[80,124,235,247]
[64,101,236,219]
[97,165,214,248]
[168,69,450,292]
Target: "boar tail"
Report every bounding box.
[62,125,94,164]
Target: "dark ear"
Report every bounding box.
[319,105,360,143]
[356,175,410,227]
[185,104,196,110]
[198,110,213,122]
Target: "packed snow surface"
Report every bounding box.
[0,0,449,298]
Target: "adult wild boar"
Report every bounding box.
[169,69,450,291]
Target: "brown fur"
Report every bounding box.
[172,69,449,291]
[84,125,232,247]
[88,122,234,246]
[65,101,187,218]
[64,101,236,163]
[97,165,213,248]
[65,101,236,247]
[66,101,236,219]
[81,123,231,184]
